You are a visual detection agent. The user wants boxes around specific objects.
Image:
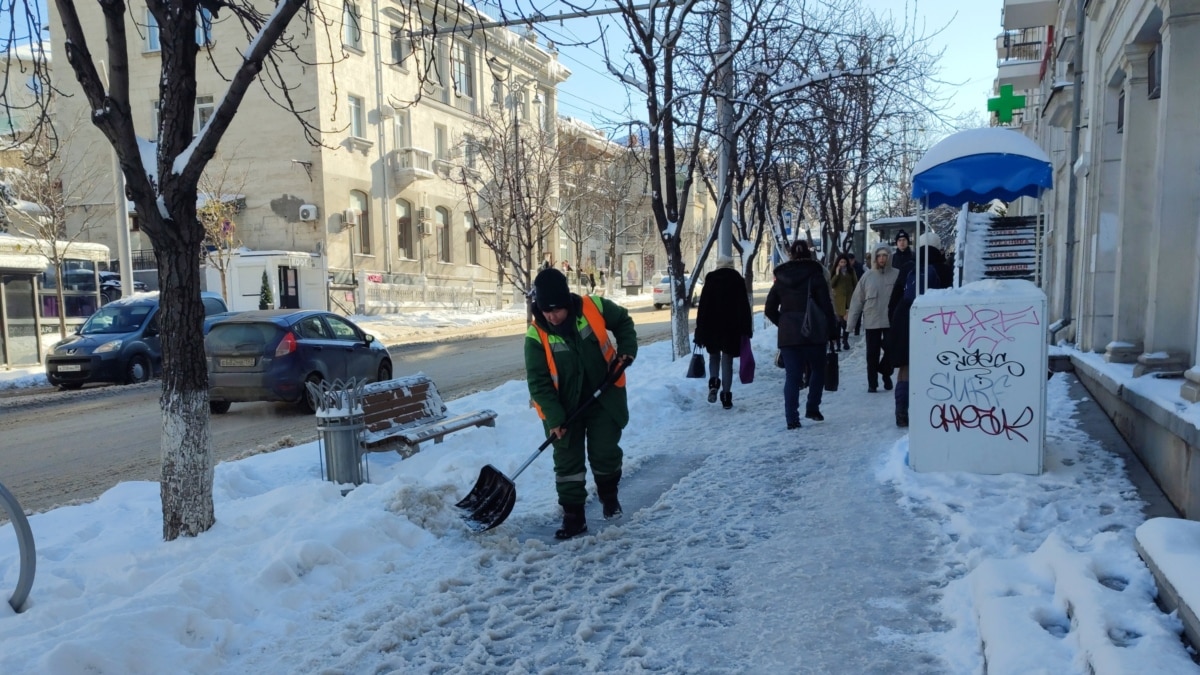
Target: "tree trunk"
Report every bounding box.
[55,269,67,339]
[156,238,214,540]
[666,239,690,358]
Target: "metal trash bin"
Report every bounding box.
[306,378,368,488]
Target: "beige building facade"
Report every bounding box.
[48,1,568,313]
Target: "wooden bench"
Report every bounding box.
[359,374,498,457]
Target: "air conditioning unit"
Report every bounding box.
[416,206,431,222]
[343,208,361,227]
[298,204,318,222]
[416,222,432,236]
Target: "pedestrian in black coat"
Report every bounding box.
[886,231,953,427]
[765,240,838,429]
[891,230,914,271]
[694,256,753,409]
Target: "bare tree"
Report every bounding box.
[0,117,109,339]
[13,0,335,539]
[197,153,250,305]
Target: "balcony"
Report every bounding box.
[389,147,435,189]
[998,34,1046,91]
[1002,0,1057,30]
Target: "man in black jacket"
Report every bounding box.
[765,240,838,429]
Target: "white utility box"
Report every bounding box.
[908,279,1047,474]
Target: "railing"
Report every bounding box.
[1002,41,1043,63]
[0,480,35,613]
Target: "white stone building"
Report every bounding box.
[998,0,1200,518]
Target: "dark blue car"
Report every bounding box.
[45,291,229,389]
[205,310,393,414]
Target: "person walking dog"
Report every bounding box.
[694,255,754,409]
[847,242,900,393]
[765,240,838,429]
[525,268,638,539]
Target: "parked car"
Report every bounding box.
[205,310,393,414]
[652,274,700,310]
[45,291,229,389]
[98,271,150,303]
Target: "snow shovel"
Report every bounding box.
[456,361,628,533]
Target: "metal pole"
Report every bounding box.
[99,61,134,297]
[716,0,734,258]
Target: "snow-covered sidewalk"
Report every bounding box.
[2,320,1198,673]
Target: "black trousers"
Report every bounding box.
[864,328,891,387]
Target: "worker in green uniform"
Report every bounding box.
[525,267,638,539]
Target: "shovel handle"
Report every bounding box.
[509,360,630,481]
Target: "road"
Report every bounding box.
[0,304,681,516]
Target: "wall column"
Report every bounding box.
[1106,44,1157,363]
[1137,0,1200,376]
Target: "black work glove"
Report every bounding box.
[609,354,634,378]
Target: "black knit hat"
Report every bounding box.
[896,230,909,243]
[533,268,571,312]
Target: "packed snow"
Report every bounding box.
[2,306,1199,674]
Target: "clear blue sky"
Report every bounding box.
[549,0,1004,136]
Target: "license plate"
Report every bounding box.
[219,357,255,367]
[57,364,82,372]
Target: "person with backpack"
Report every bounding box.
[765,240,838,429]
[526,268,639,539]
[847,242,900,393]
[693,255,754,409]
[887,231,953,427]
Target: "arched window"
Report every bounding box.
[436,206,451,263]
[349,190,370,255]
[465,212,479,266]
[396,199,414,259]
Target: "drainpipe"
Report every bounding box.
[372,0,392,275]
[1051,0,1085,343]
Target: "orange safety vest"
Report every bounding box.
[530,296,625,419]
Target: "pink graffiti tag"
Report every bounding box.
[929,404,1035,441]
[920,305,1041,353]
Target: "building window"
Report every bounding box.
[342,1,362,50]
[434,124,449,160]
[145,10,160,52]
[196,8,213,46]
[349,95,365,138]
[348,190,371,255]
[390,27,408,65]
[451,42,474,99]
[195,96,214,134]
[396,199,414,259]
[463,134,477,169]
[465,212,479,265]
[1148,45,1161,100]
[436,206,451,262]
[491,76,503,108]
[1116,89,1125,134]
[393,110,409,148]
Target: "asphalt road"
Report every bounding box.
[0,304,683,516]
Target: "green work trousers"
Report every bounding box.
[551,405,623,505]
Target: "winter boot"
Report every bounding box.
[555,503,588,539]
[596,471,623,520]
[894,380,909,428]
[720,391,733,410]
[882,372,894,391]
[707,377,719,403]
[841,331,850,351]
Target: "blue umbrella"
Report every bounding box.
[911,127,1053,209]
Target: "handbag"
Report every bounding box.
[686,346,706,379]
[739,336,755,384]
[799,281,830,344]
[824,345,839,392]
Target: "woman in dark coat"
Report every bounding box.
[886,231,953,427]
[765,240,838,429]
[694,255,753,409]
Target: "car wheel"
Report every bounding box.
[300,373,323,414]
[210,400,231,414]
[654,303,664,310]
[58,382,83,391]
[126,354,151,384]
[377,361,393,383]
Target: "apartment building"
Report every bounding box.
[997,0,1200,518]
[48,0,568,314]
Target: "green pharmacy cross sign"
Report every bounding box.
[988,85,1027,124]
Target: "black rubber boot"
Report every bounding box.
[720,391,733,410]
[707,377,719,403]
[895,380,909,428]
[555,503,588,539]
[596,471,622,520]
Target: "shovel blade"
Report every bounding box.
[455,464,517,532]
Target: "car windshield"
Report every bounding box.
[80,305,151,334]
